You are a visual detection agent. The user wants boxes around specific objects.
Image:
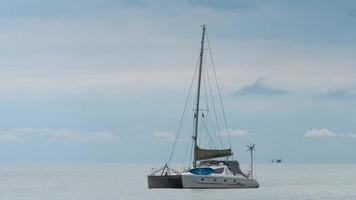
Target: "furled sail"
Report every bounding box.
[194,145,233,161]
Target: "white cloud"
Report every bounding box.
[220,129,247,137]
[0,128,119,143]
[304,129,356,139]
[305,128,335,137]
[152,131,176,142]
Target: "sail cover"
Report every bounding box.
[189,167,214,175]
[194,145,233,160]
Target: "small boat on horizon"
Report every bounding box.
[271,159,282,163]
[147,25,259,189]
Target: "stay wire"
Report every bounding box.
[201,117,217,149]
[204,53,224,148]
[167,57,200,165]
[206,32,232,149]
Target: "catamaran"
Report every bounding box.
[147,25,259,189]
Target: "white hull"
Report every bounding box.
[181,174,259,189]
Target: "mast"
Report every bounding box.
[193,24,206,168]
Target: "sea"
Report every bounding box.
[0,164,355,200]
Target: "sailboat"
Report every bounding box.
[147,25,259,189]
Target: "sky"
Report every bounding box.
[0,0,356,164]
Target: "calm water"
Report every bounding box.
[0,164,355,200]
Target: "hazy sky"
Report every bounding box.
[0,0,356,163]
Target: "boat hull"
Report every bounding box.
[147,175,183,188]
[147,174,259,189]
[181,174,259,189]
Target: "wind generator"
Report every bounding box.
[246,143,256,178]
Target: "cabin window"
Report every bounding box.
[214,179,217,181]
[224,179,227,182]
[212,168,224,174]
[233,180,236,182]
[201,178,204,181]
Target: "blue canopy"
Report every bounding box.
[189,167,214,175]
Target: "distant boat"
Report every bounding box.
[271,159,282,163]
[147,25,259,189]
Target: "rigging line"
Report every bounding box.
[200,117,217,149]
[206,32,232,149]
[167,57,200,165]
[202,56,210,114]
[204,54,224,148]
[201,57,216,149]
[188,139,193,169]
[183,142,190,167]
[184,111,196,167]
[188,109,195,169]
[183,128,190,166]
[202,52,210,113]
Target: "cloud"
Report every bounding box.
[304,128,356,139]
[0,128,119,143]
[152,131,176,142]
[317,88,356,100]
[0,70,195,95]
[1,1,356,99]
[305,128,335,137]
[234,78,288,96]
[220,129,247,137]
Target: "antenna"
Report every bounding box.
[246,143,256,178]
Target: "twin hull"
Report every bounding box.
[147,174,259,189]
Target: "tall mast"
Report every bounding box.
[193,24,206,168]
